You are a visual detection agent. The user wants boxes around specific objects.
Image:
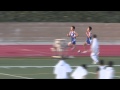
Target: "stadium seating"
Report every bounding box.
[0,23,119,43]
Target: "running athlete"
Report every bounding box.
[78,26,92,53]
[67,26,79,51]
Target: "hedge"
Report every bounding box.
[0,11,120,22]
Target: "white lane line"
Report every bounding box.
[0,73,34,79]
[89,72,120,78]
[0,65,120,68]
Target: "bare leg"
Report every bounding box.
[67,43,75,57]
[67,42,75,51]
[78,42,87,53]
[72,44,76,56]
[71,44,76,50]
[83,42,87,51]
[67,42,71,48]
[80,42,89,53]
[82,44,92,53]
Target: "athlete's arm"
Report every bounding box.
[67,31,71,37]
[86,32,90,38]
[74,32,79,37]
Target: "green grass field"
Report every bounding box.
[0,57,119,79]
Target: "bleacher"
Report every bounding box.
[0,23,119,44]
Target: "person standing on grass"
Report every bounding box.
[71,64,88,79]
[90,34,99,64]
[53,58,72,79]
[105,61,115,79]
[81,34,99,64]
[96,60,106,79]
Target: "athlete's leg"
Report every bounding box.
[77,42,86,53]
[68,40,76,50]
[71,44,76,50]
[90,53,99,64]
[68,42,73,47]
[83,42,87,51]
[68,41,77,57]
[79,42,88,53]
[81,38,91,53]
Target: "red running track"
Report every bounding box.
[0,45,119,57]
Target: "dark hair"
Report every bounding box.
[99,60,104,65]
[72,26,75,30]
[108,61,114,67]
[82,64,87,69]
[93,34,97,38]
[61,56,66,60]
[88,26,92,31]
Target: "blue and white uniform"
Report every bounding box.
[69,31,76,45]
[86,31,92,45]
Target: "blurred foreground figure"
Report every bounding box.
[53,59,72,79]
[96,60,106,79]
[51,39,68,58]
[71,64,88,79]
[105,61,115,79]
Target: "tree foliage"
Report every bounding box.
[0,11,120,22]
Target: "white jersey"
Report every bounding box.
[69,31,76,37]
[71,66,88,79]
[91,38,99,55]
[97,65,106,79]
[53,60,72,79]
[105,67,115,79]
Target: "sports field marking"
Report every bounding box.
[21,49,32,51]
[3,45,52,55]
[0,73,34,79]
[15,73,52,76]
[89,72,120,78]
[0,65,120,68]
[14,71,120,76]
[21,48,51,54]
[9,72,120,79]
[11,47,120,57]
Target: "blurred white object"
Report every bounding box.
[51,39,68,58]
[53,60,72,79]
[105,67,115,79]
[71,66,88,79]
